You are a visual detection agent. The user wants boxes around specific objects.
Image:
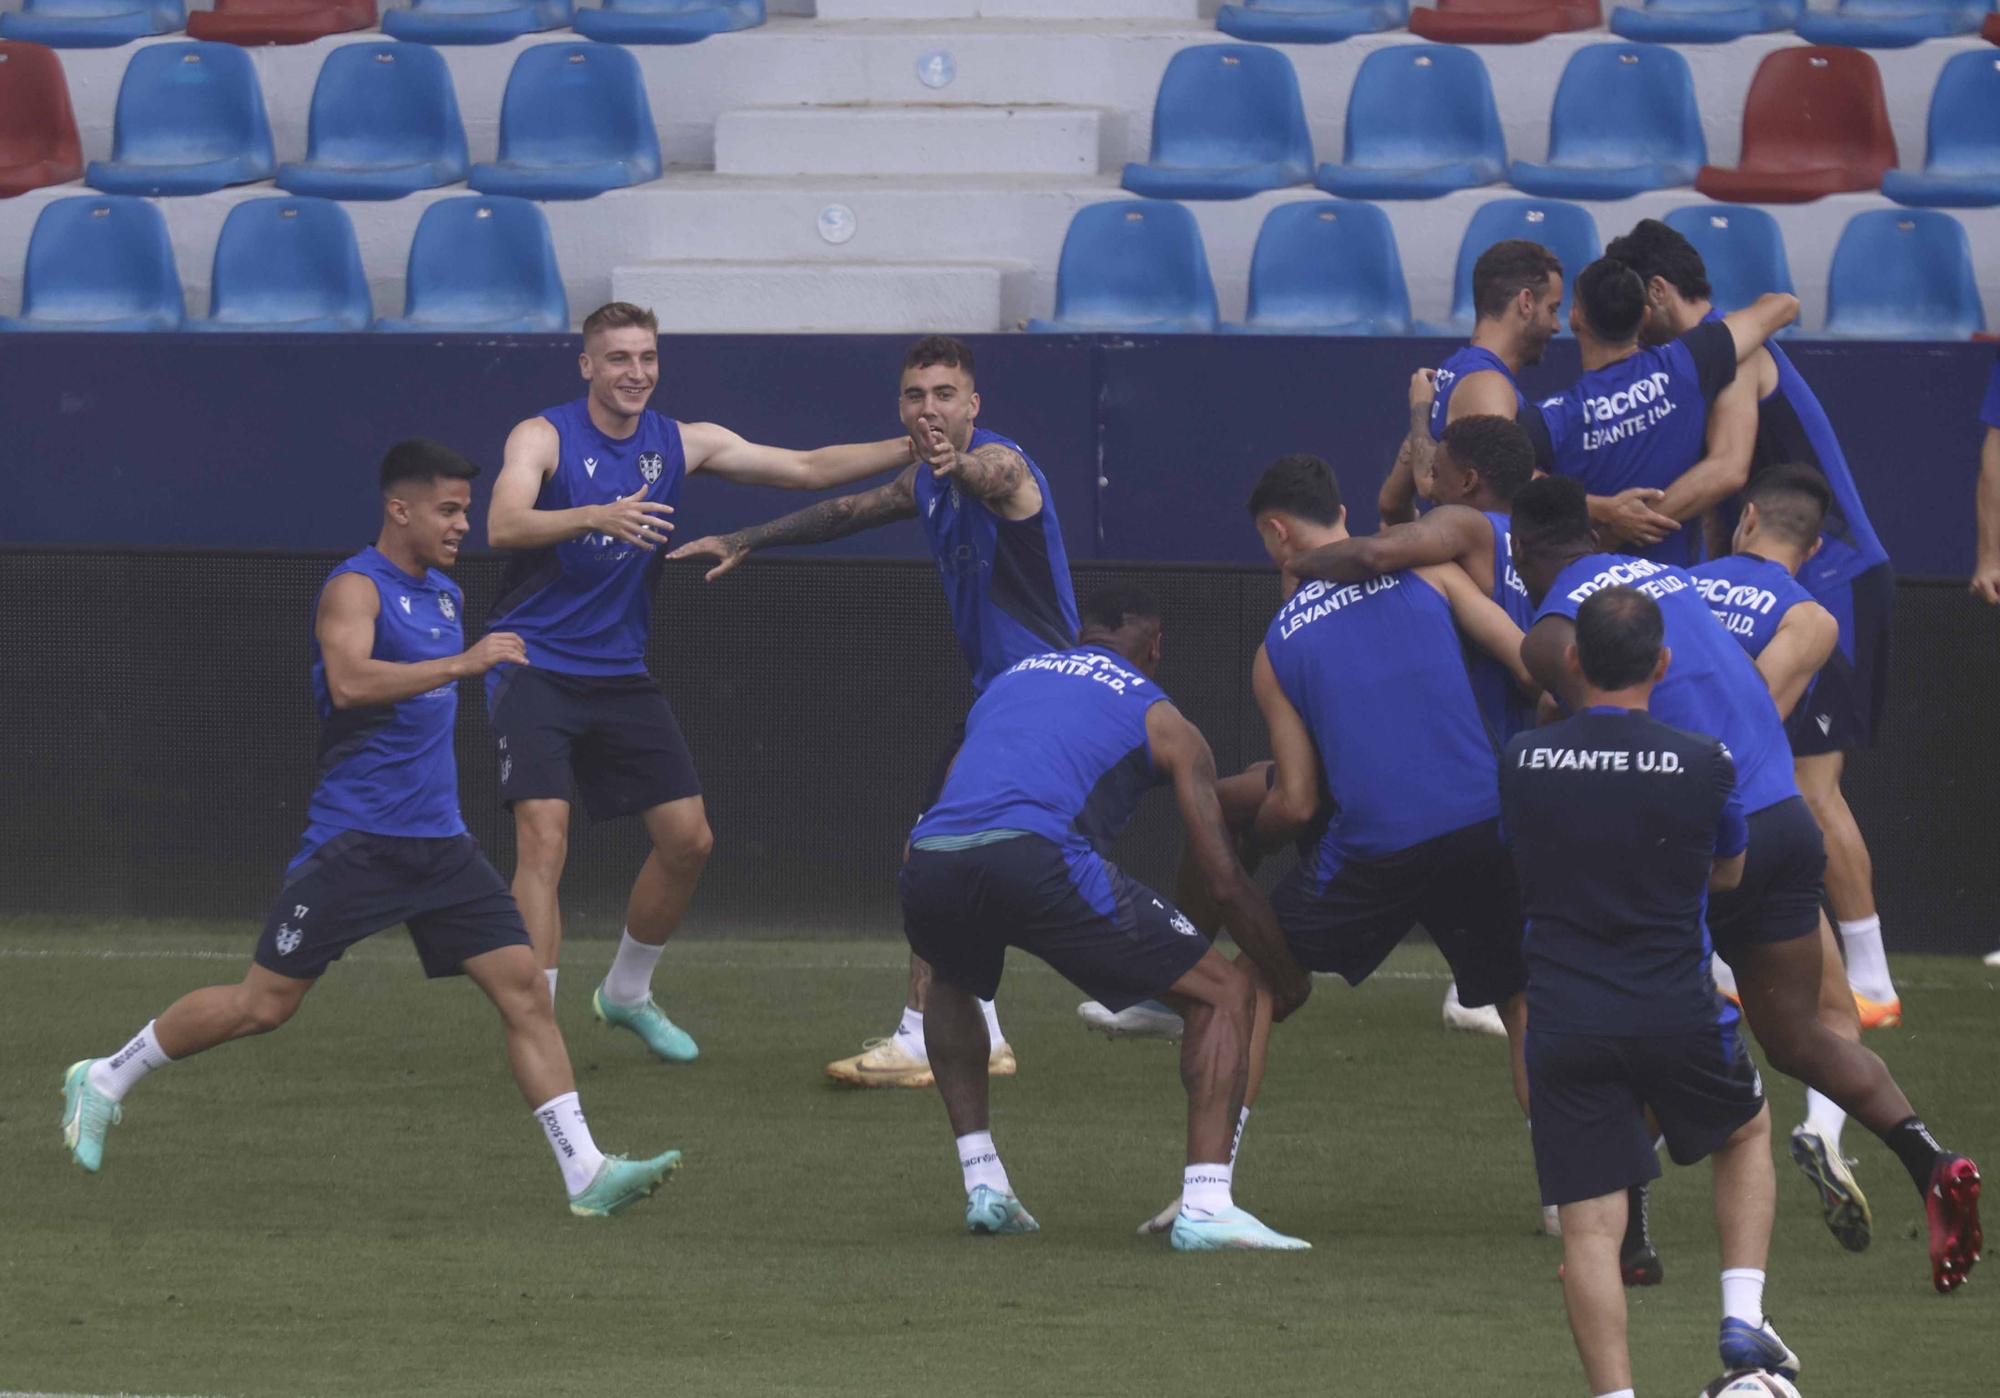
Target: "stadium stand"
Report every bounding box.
[1026,199,1219,333]
[466,42,661,199]
[1662,203,1796,313]
[1822,207,1985,339]
[1314,44,1504,198]
[1223,198,1411,334]
[274,42,468,200]
[373,193,568,331]
[1424,195,1599,332]
[0,0,184,49]
[1120,44,1313,200]
[1696,46,1898,203]
[573,0,767,44]
[1507,42,1704,199]
[85,42,275,195]
[187,194,371,329]
[186,0,376,46]
[380,0,574,45]
[0,40,83,197]
[1881,50,2000,208]
[0,193,183,328]
[1796,0,1992,49]
[1408,0,1600,45]
[1215,0,1408,43]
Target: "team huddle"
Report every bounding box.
[56,221,1984,1397]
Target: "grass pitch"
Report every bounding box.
[3,926,1993,1397]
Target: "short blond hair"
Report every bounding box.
[582,301,658,341]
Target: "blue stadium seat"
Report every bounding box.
[1796,0,1989,49]
[1215,0,1407,43]
[1315,46,1504,200]
[0,194,183,330]
[0,0,184,49]
[1026,200,1218,333]
[1609,0,1800,44]
[1121,44,1313,201]
[1422,197,1600,334]
[277,43,468,201]
[1509,44,1705,199]
[375,195,568,332]
[1882,51,2000,208]
[468,45,660,200]
[574,0,763,43]
[85,42,274,195]
[1222,200,1410,335]
[1822,209,1984,340]
[189,197,371,332]
[381,0,572,45]
[1661,205,1795,316]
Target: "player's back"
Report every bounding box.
[912,426,1081,694]
[1264,570,1499,870]
[1690,553,1816,660]
[914,645,1165,857]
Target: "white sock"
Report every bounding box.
[979,998,1004,1046]
[895,1006,927,1062]
[602,929,664,1007]
[1231,1106,1251,1165]
[1721,1267,1767,1329]
[1838,915,1896,1002]
[1711,954,1739,999]
[544,967,559,1004]
[957,1130,1010,1196]
[1595,1390,1636,1398]
[1183,1161,1233,1217]
[1804,1089,1848,1155]
[88,1021,174,1103]
[534,1091,606,1197]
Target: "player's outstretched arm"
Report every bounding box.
[1521,615,1584,714]
[316,574,526,709]
[1719,292,1800,363]
[1419,563,1536,693]
[1148,700,1310,1021]
[487,418,673,552]
[1975,426,2000,604]
[1652,370,1757,527]
[1756,599,1839,720]
[1290,504,1487,585]
[680,420,913,491]
[666,464,921,581]
[1248,647,1322,851]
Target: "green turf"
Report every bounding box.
[3,926,1993,1397]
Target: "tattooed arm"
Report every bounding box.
[665,465,920,582]
[913,420,1042,520]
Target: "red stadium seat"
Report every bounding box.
[187,0,374,45]
[1695,46,1896,204]
[1985,10,2000,41]
[1408,0,1599,44]
[0,40,80,199]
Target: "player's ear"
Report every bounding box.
[1562,640,1583,681]
[1653,646,1671,684]
[1334,504,1347,533]
[966,388,980,423]
[577,349,591,381]
[1806,534,1822,562]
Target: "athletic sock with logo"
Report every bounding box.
[1231,1106,1250,1165]
[1838,915,1897,1004]
[601,929,664,1008]
[957,1130,1009,1197]
[535,1091,606,1197]
[979,999,1004,1047]
[1880,1115,1949,1195]
[1182,1162,1233,1218]
[895,1007,927,1062]
[88,1020,172,1102]
[1622,1181,1653,1258]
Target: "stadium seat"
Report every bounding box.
[1796,0,1989,49]
[1609,0,1801,43]
[188,196,371,331]
[276,44,466,201]
[1987,8,2000,38]
[1509,43,1704,200]
[1695,48,1896,205]
[1223,200,1411,335]
[1214,0,1408,43]
[0,193,183,329]
[381,0,572,46]
[1120,44,1313,201]
[85,42,275,195]
[1025,200,1218,333]
[1408,0,1599,45]
[1661,205,1795,315]
[1315,45,1503,200]
[0,41,84,197]
[0,0,184,49]
[187,0,375,45]
[375,195,568,332]
[1821,209,1984,340]
[1423,197,1600,334]
[574,0,764,44]
[467,44,661,200]
[1882,52,2000,209]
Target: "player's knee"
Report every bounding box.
[239,989,300,1036]
[658,815,714,872]
[1728,1101,1773,1150]
[1755,1022,1818,1081]
[514,811,569,875]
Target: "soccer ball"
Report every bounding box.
[1701,1372,1801,1398]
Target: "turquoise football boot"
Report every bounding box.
[1170,1206,1310,1251]
[965,1184,1039,1235]
[61,1059,120,1173]
[592,987,699,1063]
[569,1149,682,1218]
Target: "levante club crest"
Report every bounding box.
[640,452,664,485]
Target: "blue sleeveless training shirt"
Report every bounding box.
[1465,510,1536,745]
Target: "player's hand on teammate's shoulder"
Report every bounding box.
[1970,564,2000,606]
[589,487,675,550]
[665,532,750,583]
[459,631,527,676]
[1598,487,1680,548]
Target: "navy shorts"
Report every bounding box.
[1791,562,1892,755]
[900,834,1211,1012]
[1271,819,1526,1009]
[254,832,531,981]
[1528,1022,1765,1207]
[489,666,700,821]
[1707,796,1826,959]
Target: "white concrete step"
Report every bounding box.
[613,258,1010,332]
[815,0,1200,18]
[715,105,1107,177]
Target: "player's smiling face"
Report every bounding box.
[900,362,979,453]
[582,326,660,419]
[393,477,474,571]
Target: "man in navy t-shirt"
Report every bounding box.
[61,442,678,1218]
[1502,584,1793,1392]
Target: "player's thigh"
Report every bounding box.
[1022,853,1212,1014]
[1159,945,1252,1017]
[574,679,701,822]
[1633,1023,1766,1169]
[1733,931,1828,1061]
[1268,853,1427,987]
[253,833,437,981]
[638,792,713,865]
[899,845,1009,1003]
[1416,822,1527,1010]
[1526,1031,1659,1208]
[490,667,585,806]
[1707,798,1825,970]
